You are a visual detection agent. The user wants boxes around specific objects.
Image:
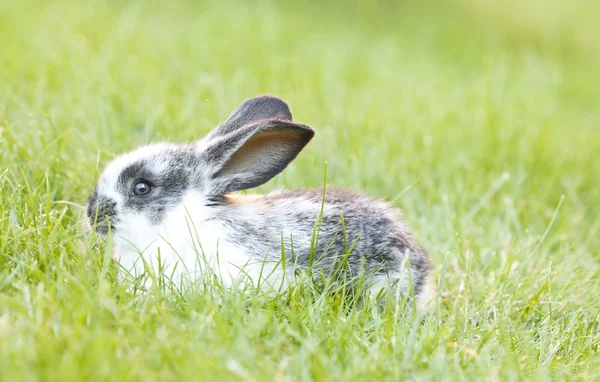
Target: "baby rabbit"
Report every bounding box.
[86,95,434,306]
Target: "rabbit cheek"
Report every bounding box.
[122,198,165,226]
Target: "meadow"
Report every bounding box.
[1,0,599,380]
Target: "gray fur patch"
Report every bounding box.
[117,146,199,224]
[214,188,432,296]
[86,189,118,233]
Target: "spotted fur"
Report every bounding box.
[86,95,435,306]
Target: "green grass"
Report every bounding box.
[1,0,600,380]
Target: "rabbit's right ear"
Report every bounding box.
[198,119,314,196]
[206,95,293,139]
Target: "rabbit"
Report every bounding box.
[86,95,435,306]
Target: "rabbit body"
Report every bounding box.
[87,96,434,304]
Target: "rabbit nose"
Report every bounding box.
[86,192,118,231]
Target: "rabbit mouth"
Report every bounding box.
[93,219,118,235]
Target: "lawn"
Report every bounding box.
[1,0,599,380]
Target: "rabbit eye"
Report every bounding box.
[133,180,153,196]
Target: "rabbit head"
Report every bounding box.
[85,95,315,235]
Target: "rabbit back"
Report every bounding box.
[216,188,432,298]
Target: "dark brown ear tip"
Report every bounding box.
[299,124,315,138]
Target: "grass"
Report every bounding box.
[1,0,599,380]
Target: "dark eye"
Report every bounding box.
[133,180,153,196]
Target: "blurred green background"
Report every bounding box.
[1,0,599,380]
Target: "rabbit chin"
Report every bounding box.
[110,192,287,292]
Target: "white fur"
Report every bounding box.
[111,191,288,292]
[416,278,437,308]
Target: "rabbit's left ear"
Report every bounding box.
[206,95,293,140]
[199,119,314,196]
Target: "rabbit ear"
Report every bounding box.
[200,119,314,195]
[206,95,293,140]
